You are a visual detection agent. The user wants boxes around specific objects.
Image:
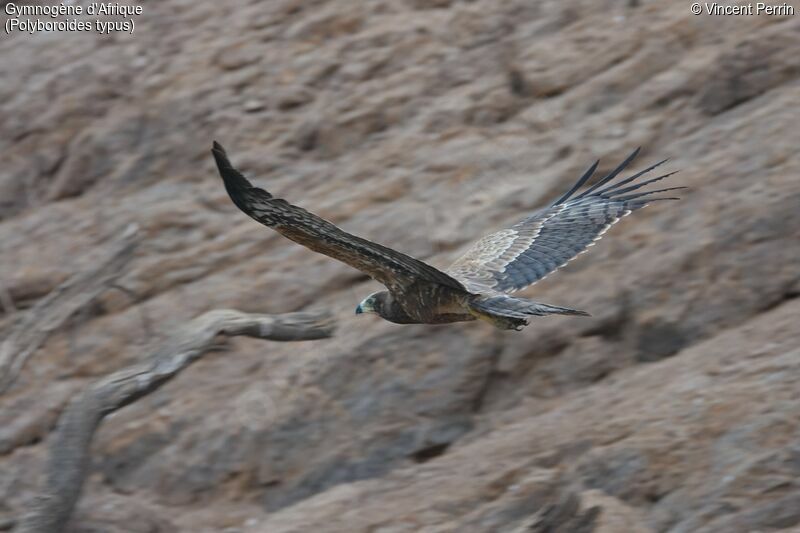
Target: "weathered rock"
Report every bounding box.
[1,0,799,531]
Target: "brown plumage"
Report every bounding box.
[212,142,681,330]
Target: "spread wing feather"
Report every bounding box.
[212,142,465,294]
[447,149,682,293]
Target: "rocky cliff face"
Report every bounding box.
[1,1,799,531]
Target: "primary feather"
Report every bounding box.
[212,142,465,296]
[446,148,684,294]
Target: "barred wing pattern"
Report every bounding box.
[447,148,681,294]
[212,142,466,295]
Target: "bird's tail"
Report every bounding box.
[471,295,590,321]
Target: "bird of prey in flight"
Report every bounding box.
[212,142,681,330]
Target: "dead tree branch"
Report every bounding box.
[17,308,334,533]
[0,225,139,395]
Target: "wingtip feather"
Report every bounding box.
[211,141,230,167]
[575,147,643,200]
[211,141,256,195]
[211,140,226,158]
[554,159,599,205]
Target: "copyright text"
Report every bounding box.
[691,2,795,15]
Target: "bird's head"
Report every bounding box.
[356,291,417,324]
[355,291,389,317]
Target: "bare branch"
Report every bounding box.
[0,285,17,315]
[17,308,334,533]
[0,225,139,395]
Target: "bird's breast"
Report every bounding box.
[395,284,472,324]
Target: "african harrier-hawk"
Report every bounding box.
[212,142,680,330]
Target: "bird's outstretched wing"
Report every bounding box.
[212,142,465,294]
[446,148,682,293]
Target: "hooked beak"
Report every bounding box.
[355,297,375,316]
